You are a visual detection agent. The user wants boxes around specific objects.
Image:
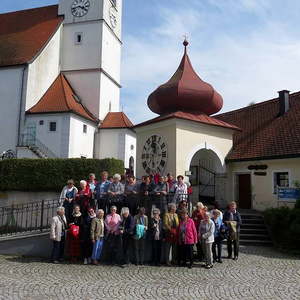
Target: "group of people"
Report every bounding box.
[59,172,190,221]
[50,171,242,270]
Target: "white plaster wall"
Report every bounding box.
[96,128,123,159]
[59,0,122,40]
[64,71,101,118]
[99,73,120,120]
[227,157,300,211]
[102,0,122,39]
[101,24,121,82]
[176,119,234,176]
[135,119,177,179]
[0,67,24,154]
[25,25,62,111]
[59,0,102,24]
[135,118,234,186]
[25,114,70,157]
[68,114,96,158]
[61,22,102,70]
[124,130,136,169]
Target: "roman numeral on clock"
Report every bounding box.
[160,160,166,167]
[142,161,147,169]
[162,151,167,158]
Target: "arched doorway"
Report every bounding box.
[189,148,226,207]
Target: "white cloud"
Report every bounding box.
[121,1,300,124]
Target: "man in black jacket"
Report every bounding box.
[223,201,242,260]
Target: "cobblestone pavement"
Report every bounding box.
[0,246,299,300]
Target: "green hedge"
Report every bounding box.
[264,207,300,254]
[0,158,124,192]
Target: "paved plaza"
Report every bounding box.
[0,246,299,300]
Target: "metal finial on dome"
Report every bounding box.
[183,35,189,53]
[183,39,189,47]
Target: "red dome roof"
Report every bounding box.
[147,41,223,116]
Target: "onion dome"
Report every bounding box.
[147,40,223,115]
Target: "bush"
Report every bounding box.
[295,198,300,209]
[264,207,300,254]
[0,158,124,192]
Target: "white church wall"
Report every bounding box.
[61,21,102,71]
[68,114,96,158]
[96,129,123,160]
[102,0,123,40]
[0,66,25,154]
[25,25,62,111]
[59,0,102,25]
[25,114,70,158]
[99,73,120,120]
[101,20,121,82]
[124,130,136,170]
[64,71,101,119]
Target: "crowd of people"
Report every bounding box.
[50,171,242,269]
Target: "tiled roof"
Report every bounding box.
[134,111,240,131]
[216,92,300,161]
[100,112,134,129]
[0,5,63,67]
[27,74,98,122]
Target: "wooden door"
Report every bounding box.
[238,174,252,209]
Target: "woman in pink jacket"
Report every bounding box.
[177,209,198,268]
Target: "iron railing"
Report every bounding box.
[0,193,192,237]
[0,199,58,237]
[19,133,57,158]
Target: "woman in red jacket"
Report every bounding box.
[177,209,198,268]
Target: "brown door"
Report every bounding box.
[238,174,252,209]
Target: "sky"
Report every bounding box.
[2,0,300,123]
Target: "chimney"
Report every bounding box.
[278,90,290,116]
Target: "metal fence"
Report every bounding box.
[0,193,191,237]
[0,199,58,237]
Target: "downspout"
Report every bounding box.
[17,65,27,147]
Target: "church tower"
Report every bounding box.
[58,0,122,120]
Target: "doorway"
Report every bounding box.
[236,174,252,209]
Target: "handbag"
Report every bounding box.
[69,224,80,238]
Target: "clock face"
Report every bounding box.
[109,6,117,29]
[71,0,90,17]
[141,135,168,175]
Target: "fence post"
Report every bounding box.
[40,200,45,232]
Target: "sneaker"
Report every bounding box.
[205,264,213,269]
[84,258,88,265]
[53,260,60,264]
[217,259,223,263]
[233,256,238,261]
[88,257,92,264]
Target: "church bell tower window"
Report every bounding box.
[75,32,83,45]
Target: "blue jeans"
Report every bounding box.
[91,238,104,261]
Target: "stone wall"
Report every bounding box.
[0,191,59,207]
